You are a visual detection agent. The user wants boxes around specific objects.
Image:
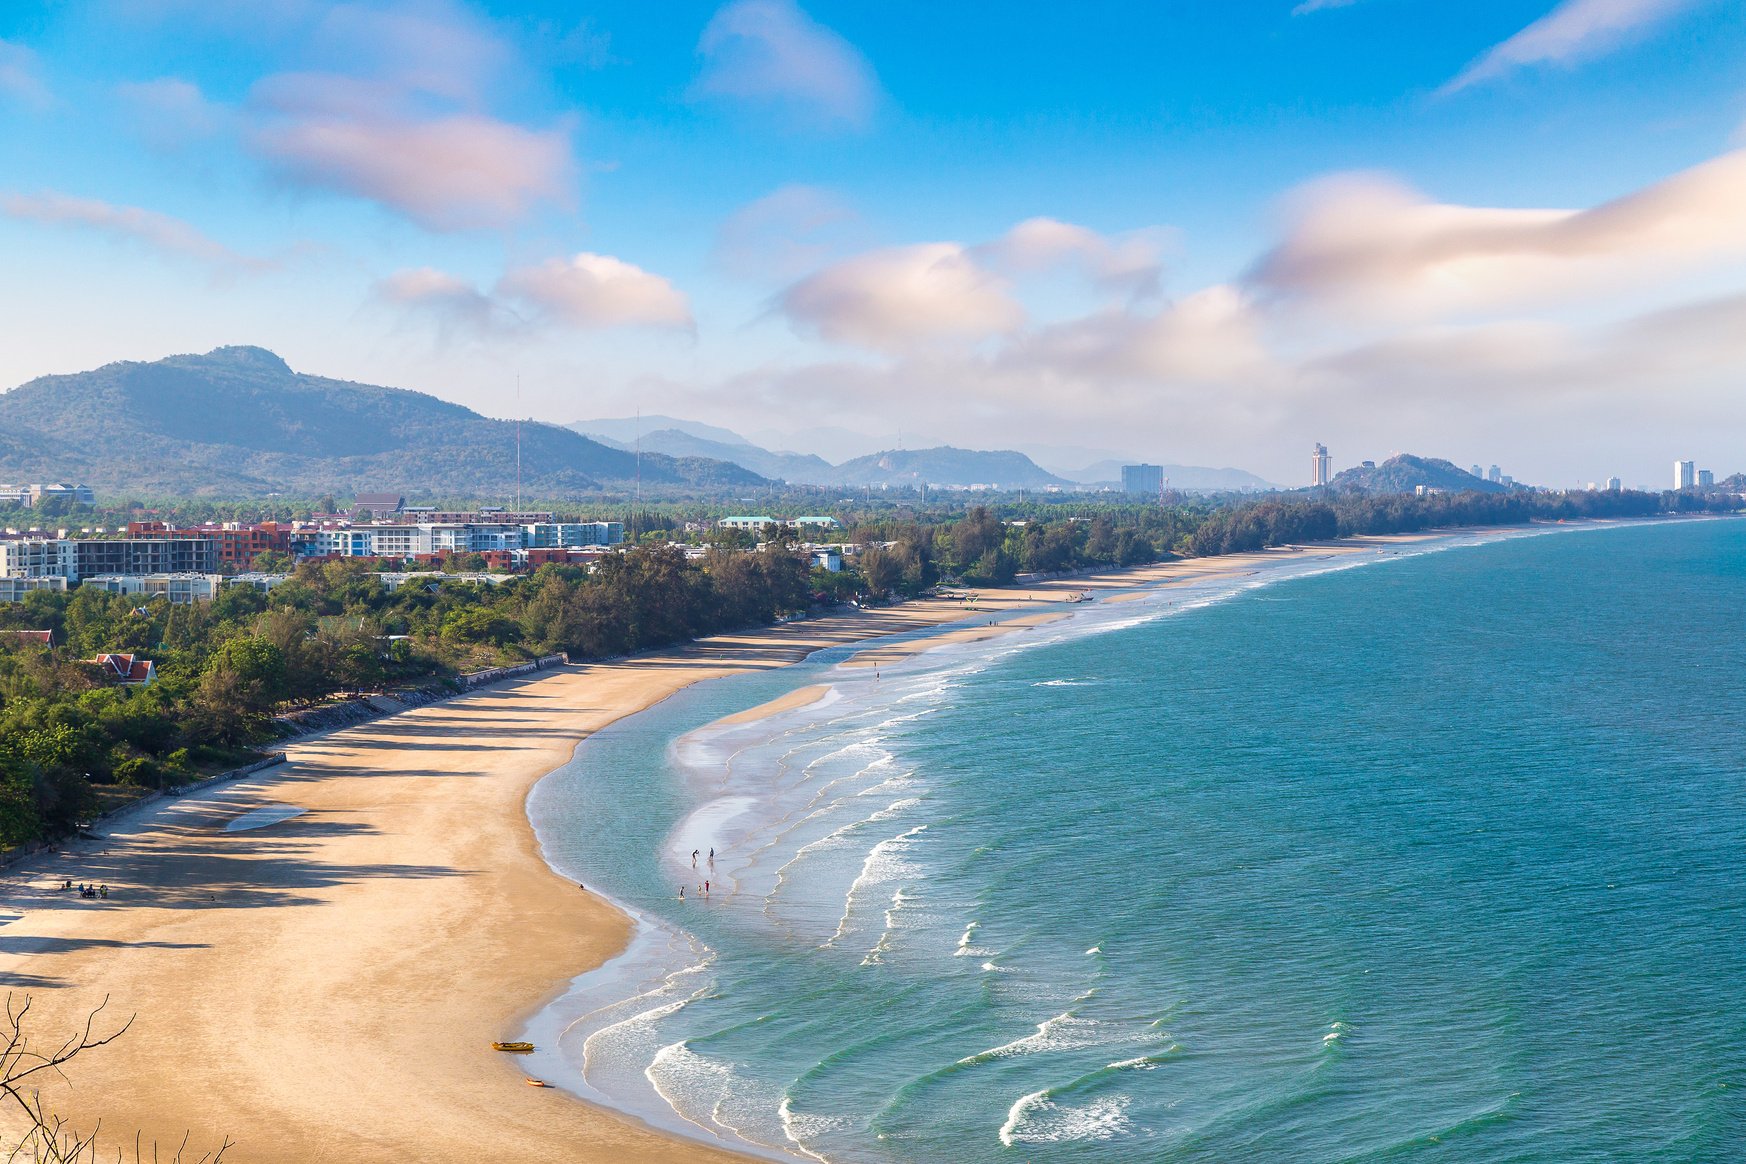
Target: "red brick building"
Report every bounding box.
[128,521,291,569]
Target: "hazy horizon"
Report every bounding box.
[4,1,1744,491]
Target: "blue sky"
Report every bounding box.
[3,0,1745,486]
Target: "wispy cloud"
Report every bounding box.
[693,0,880,129]
[381,253,694,336]
[1292,0,1362,15]
[498,253,694,331]
[713,185,861,280]
[1442,0,1702,93]
[1,191,269,272]
[1248,149,1746,317]
[251,77,575,232]
[774,219,1170,351]
[116,77,230,151]
[779,243,1023,350]
[0,38,50,108]
[374,266,506,337]
[979,218,1171,301]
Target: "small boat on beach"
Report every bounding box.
[492,1041,535,1053]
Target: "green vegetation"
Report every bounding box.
[0,480,1735,852]
[0,545,813,849]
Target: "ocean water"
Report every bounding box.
[526,519,1746,1162]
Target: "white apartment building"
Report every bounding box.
[523,521,625,548]
[293,521,621,560]
[0,539,73,579]
[1674,460,1697,490]
[0,576,67,603]
[81,573,224,604]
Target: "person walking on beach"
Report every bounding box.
[692,849,699,867]
[704,880,710,896]
[708,847,714,864]
[679,886,685,900]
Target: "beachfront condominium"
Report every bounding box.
[1121,464,1164,496]
[1606,476,1622,492]
[1312,443,1331,487]
[1699,469,1714,488]
[1674,460,1696,490]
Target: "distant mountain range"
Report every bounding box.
[577,422,837,485]
[1328,454,1512,495]
[571,416,1273,491]
[0,347,766,499]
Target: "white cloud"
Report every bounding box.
[693,0,880,129]
[374,266,503,336]
[714,185,861,280]
[980,217,1170,300]
[252,90,574,231]
[0,38,50,108]
[188,1,584,230]
[1292,0,1362,14]
[779,243,1023,350]
[497,253,695,331]
[116,77,230,151]
[1442,0,1702,93]
[1248,149,1746,318]
[381,253,695,336]
[1,191,266,272]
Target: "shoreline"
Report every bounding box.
[509,519,1640,1158]
[0,565,1195,1161]
[0,517,1695,1160]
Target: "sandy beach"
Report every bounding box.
[0,535,1481,1161]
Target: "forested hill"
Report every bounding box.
[0,347,766,498]
[831,447,1071,489]
[1329,454,1509,495]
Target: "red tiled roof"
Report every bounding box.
[91,653,154,683]
[3,630,53,646]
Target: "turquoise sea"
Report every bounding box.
[526,518,1746,1162]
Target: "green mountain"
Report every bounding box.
[1328,454,1511,495]
[0,347,766,498]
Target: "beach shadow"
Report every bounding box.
[0,937,208,954]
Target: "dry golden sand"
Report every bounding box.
[0,536,1455,1161]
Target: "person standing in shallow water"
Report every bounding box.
[692,849,699,867]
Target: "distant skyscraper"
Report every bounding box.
[1470,464,1484,480]
[1312,443,1331,487]
[1606,476,1622,492]
[1699,469,1714,488]
[1121,463,1163,496]
[1487,465,1502,483]
[1675,460,1696,490]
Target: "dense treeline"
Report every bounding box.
[0,545,813,846]
[1182,488,1689,556]
[2,484,1739,848]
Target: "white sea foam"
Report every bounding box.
[958,1010,1107,1064]
[998,1090,1132,1147]
[825,823,927,946]
[778,1095,839,1163]
[644,1041,737,1140]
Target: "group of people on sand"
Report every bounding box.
[680,847,716,900]
[62,880,106,899]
